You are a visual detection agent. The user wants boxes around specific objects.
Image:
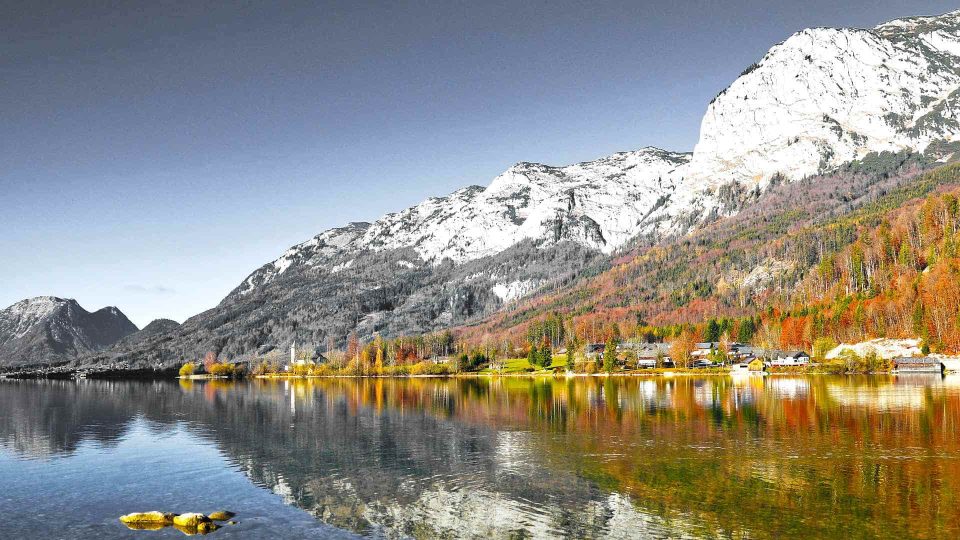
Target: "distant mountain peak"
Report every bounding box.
[0,297,137,368]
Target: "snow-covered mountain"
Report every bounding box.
[11,9,960,373]
[0,297,138,368]
[241,10,960,296]
[689,10,960,188]
[239,148,689,293]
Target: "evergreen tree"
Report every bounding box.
[737,317,757,343]
[704,319,721,342]
[602,338,617,373]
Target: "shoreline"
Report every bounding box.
[3,366,954,381]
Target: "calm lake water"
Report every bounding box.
[2,375,959,539]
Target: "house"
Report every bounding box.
[692,342,754,361]
[729,344,759,361]
[691,342,717,359]
[287,342,328,370]
[748,358,766,372]
[631,342,671,368]
[892,357,942,373]
[585,343,606,359]
[768,350,810,366]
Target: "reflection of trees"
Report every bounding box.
[2,376,960,538]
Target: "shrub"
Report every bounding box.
[251,361,278,375]
[208,362,237,376]
[178,363,196,377]
[290,363,312,377]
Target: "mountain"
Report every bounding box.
[13,10,960,372]
[236,147,691,295]
[240,10,960,286]
[0,297,138,368]
[462,154,960,345]
[689,11,960,187]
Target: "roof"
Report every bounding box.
[893,357,938,364]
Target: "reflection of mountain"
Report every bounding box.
[0,380,151,458]
[2,377,960,538]
[193,380,675,538]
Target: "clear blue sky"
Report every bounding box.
[2,1,955,327]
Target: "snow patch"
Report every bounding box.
[491,280,537,302]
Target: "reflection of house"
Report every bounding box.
[892,357,942,373]
[768,351,810,366]
[768,377,810,398]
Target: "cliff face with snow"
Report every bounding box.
[241,11,960,295]
[689,11,960,188]
[237,148,689,294]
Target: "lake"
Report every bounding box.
[1,374,959,539]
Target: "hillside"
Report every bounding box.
[463,156,960,354]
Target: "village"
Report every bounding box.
[176,337,960,380]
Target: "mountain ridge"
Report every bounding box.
[8,9,960,371]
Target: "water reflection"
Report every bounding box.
[2,375,960,539]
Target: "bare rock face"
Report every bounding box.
[0,297,138,368]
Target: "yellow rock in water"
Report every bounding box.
[119,511,174,525]
[207,510,235,521]
[173,513,210,527]
[173,521,219,536]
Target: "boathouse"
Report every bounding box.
[892,357,942,373]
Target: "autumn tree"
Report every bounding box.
[670,330,695,368]
[203,351,217,372]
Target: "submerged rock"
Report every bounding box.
[197,522,218,534]
[172,522,219,536]
[122,521,168,531]
[207,510,235,521]
[119,510,227,534]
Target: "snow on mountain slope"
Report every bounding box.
[240,10,960,297]
[360,147,689,262]
[239,148,689,293]
[688,10,960,188]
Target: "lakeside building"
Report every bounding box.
[768,351,811,367]
[286,342,329,370]
[892,357,943,373]
[632,343,671,368]
[585,343,606,359]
